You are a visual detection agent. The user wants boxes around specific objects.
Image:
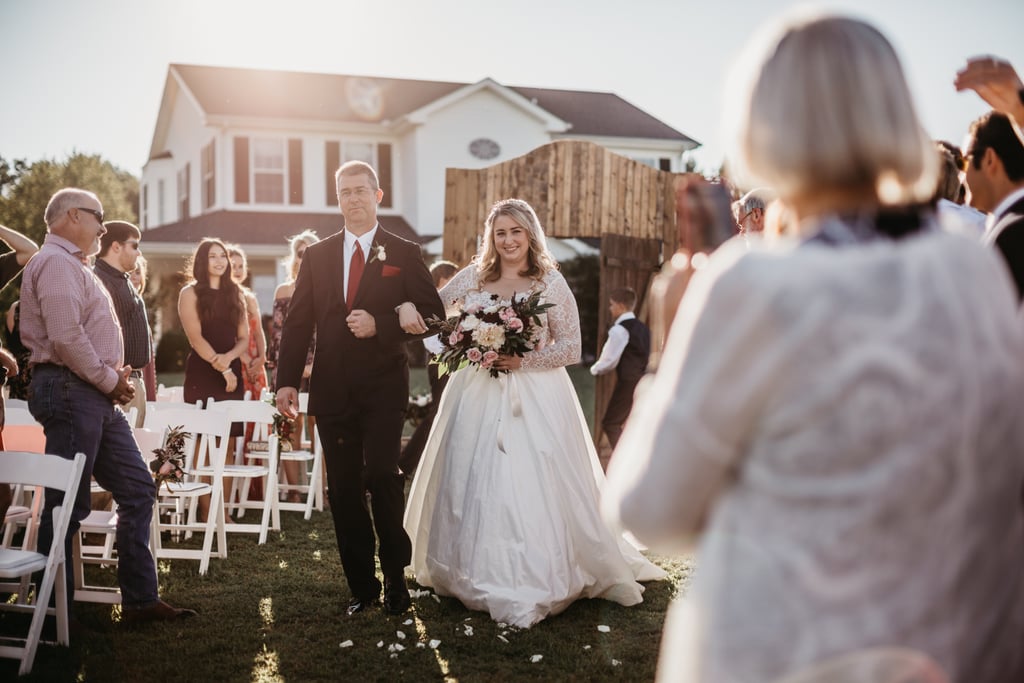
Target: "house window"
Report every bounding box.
[157,179,165,225]
[324,140,393,209]
[141,184,148,229]
[177,163,190,220]
[201,140,216,210]
[252,138,285,204]
[233,136,303,205]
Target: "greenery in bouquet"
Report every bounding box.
[149,425,190,492]
[428,290,555,378]
[405,392,432,427]
[263,395,294,451]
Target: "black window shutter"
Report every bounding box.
[325,141,340,206]
[288,138,303,205]
[377,143,392,209]
[234,136,250,204]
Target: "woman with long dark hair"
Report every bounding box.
[178,238,248,406]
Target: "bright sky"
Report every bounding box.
[1,0,1021,176]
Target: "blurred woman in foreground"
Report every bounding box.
[603,12,1024,683]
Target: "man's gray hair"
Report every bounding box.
[44,188,99,227]
[736,188,776,215]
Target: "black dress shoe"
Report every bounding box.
[346,596,379,616]
[384,580,411,615]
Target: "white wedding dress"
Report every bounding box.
[404,266,665,628]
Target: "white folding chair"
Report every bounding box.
[1,424,48,552]
[0,451,86,675]
[145,408,230,575]
[204,399,280,544]
[4,407,39,426]
[279,392,323,519]
[155,384,184,403]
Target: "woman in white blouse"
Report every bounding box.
[603,11,1024,683]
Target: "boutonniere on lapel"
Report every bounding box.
[367,242,387,265]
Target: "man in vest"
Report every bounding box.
[591,287,651,449]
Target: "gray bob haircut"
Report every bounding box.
[724,12,936,205]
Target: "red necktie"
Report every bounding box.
[347,241,364,310]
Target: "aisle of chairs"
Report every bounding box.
[0,384,325,671]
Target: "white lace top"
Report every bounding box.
[438,266,581,370]
[604,222,1024,681]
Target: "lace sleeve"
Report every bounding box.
[521,271,582,370]
[436,265,478,317]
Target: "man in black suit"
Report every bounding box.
[590,287,650,449]
[276,161,444,616]
[962,111,1024,300]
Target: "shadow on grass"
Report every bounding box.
[1,513,690,682]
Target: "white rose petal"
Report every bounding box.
[497,635,509,643]
[432,594,440,603]
[416,642,426,648]
[530,655,543,663]
[377,640,384,648]
[612,659,622,666]
[403,619,413,625]
[339,640,354,648]
[583,645,592,650]
[597,625,611,633]
[394,643,405,652]
[396,631,406,639]
[463,625,474,636]
[389,653,398,659]
[429,639,442,649]
[388,644,397,653]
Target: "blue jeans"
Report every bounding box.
[30,364,159,611]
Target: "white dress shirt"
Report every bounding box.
[343,225,378,303]
[982,186,1024,243]
[590,311,635,376]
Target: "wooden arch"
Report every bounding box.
[442,140,685,454]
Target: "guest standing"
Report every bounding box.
[590,286,650,449]
[603,13,1024,682]
[94,220,151,427]
[227,244,269,400]
[129,256,158,400]
[267,230,319,497]
[178,238,248,407]
[397,259,458,477]
[23,187,194,624]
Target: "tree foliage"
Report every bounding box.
[0,152,139,308]
[0,152,139,246]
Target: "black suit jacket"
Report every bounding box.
[276,227,445,416]
[988,195,1024,301]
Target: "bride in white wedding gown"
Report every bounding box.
[402,199,665,628]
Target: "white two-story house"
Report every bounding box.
[139,63,699,331]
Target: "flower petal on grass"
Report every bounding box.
[339,640,353,648]
[612,659,621,666]
[597,625,611,633]
[396,631,406,639]
[497,635,509,643]
[530,655,543,663]
[429,639,442,649]
[377,641,384,648]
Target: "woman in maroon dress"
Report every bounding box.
[178,238,248,407]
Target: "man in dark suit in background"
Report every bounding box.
[276,161,444,616]
[962,111,1024,300]
[590,287,650,449]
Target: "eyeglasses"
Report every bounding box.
[123,240,140,250]
[75,207,104,223]
[959,152,976,173]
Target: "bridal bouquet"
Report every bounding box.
[430,291,555,378]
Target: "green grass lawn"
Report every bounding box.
[2,509,691,682]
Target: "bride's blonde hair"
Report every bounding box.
[476,199,558,283]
